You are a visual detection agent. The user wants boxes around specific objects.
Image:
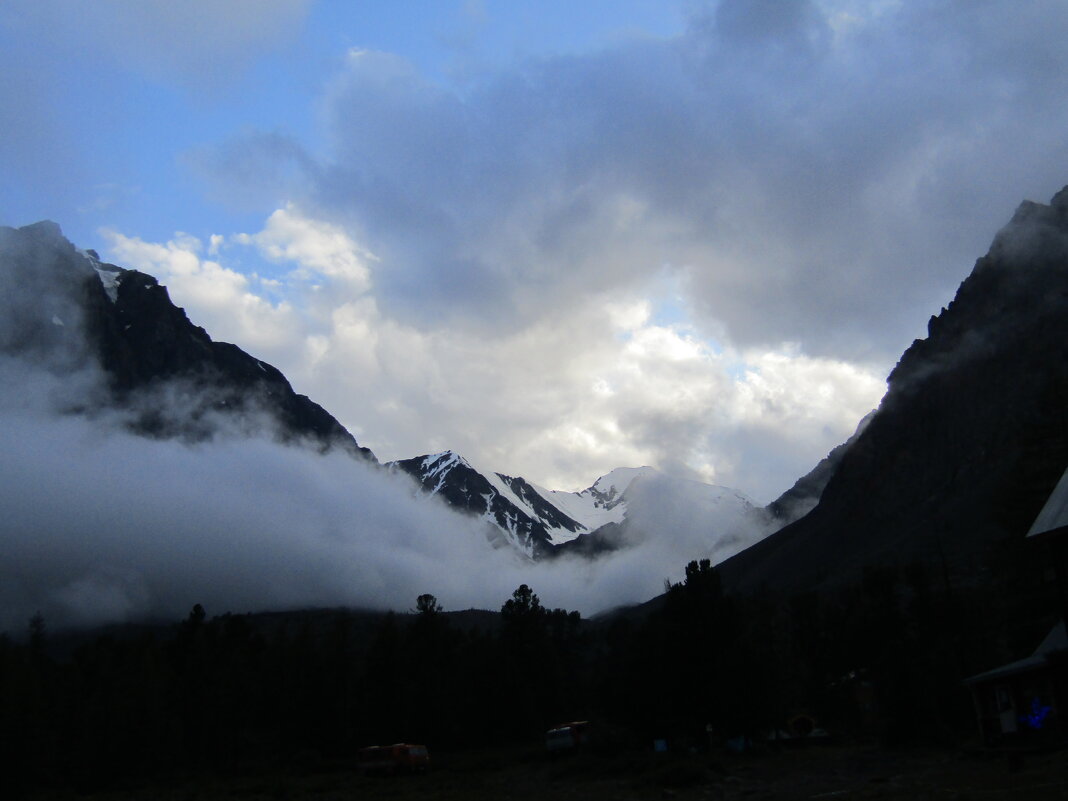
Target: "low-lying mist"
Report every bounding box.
[0,227,777,632]
[2,353,777,633]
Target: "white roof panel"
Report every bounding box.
[1027,467,1068,538]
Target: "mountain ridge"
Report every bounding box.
[716,186,1068,598]
[388,449,766,560]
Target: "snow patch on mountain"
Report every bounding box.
[530,466,657,544]
[389,451,564,557]
[94,267,122,303]
[462,453,543,521]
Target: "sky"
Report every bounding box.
[3,0,1068,503]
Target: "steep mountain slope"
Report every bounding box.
[766,410,876,524]
[717,186,1068,595]
[0,221,374,459]
[389,451,588,556]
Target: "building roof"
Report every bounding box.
[966,620,1068,684]
[1028,467,1068,538]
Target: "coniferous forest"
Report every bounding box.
[2,544,1052,798]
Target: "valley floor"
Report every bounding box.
[23,743,1068,801]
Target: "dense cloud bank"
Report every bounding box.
[104,211,885,501]
[0,377,767,631]
[197,0,1068,359]
[0,377,483,631]
[0,299,766,631]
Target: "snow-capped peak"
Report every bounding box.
[390,451,769,562]
[589,465,658,502]
[419,450,466,482]
[395,455,673,550]
[521,466,655,540]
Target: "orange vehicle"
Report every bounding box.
[358,743,431,775]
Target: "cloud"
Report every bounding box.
[234,205,376,290]
[0,315,780,632]
[12,2,1068,632]
[177,0,1065,498]
[708,0,830,51]
[189,0,1068,370]
[102,211,885,501]
[0,377,781,632]
[0,386,490,633]
[0,222,863,634]
[184,132,320,213]
[102,228,301,356]
[0,343,782,633]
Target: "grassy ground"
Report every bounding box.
[24,743,1068,801]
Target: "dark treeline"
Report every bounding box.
[0,556,1047,796]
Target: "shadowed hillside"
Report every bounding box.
[719,188,1068,609]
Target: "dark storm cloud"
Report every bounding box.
[198,0,1068,364]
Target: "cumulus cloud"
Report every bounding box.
[102,228,302,356]
[234,205,376,290]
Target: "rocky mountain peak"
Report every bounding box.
[0,221,374,460]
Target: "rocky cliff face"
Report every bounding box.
[0,221,374,459]
[719,187,1068,594]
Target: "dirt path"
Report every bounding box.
[25,744,1068,801]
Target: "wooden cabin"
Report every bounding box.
[966,621,1068,745]
[965,467,1068,744]
[1028,466,1068,625]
